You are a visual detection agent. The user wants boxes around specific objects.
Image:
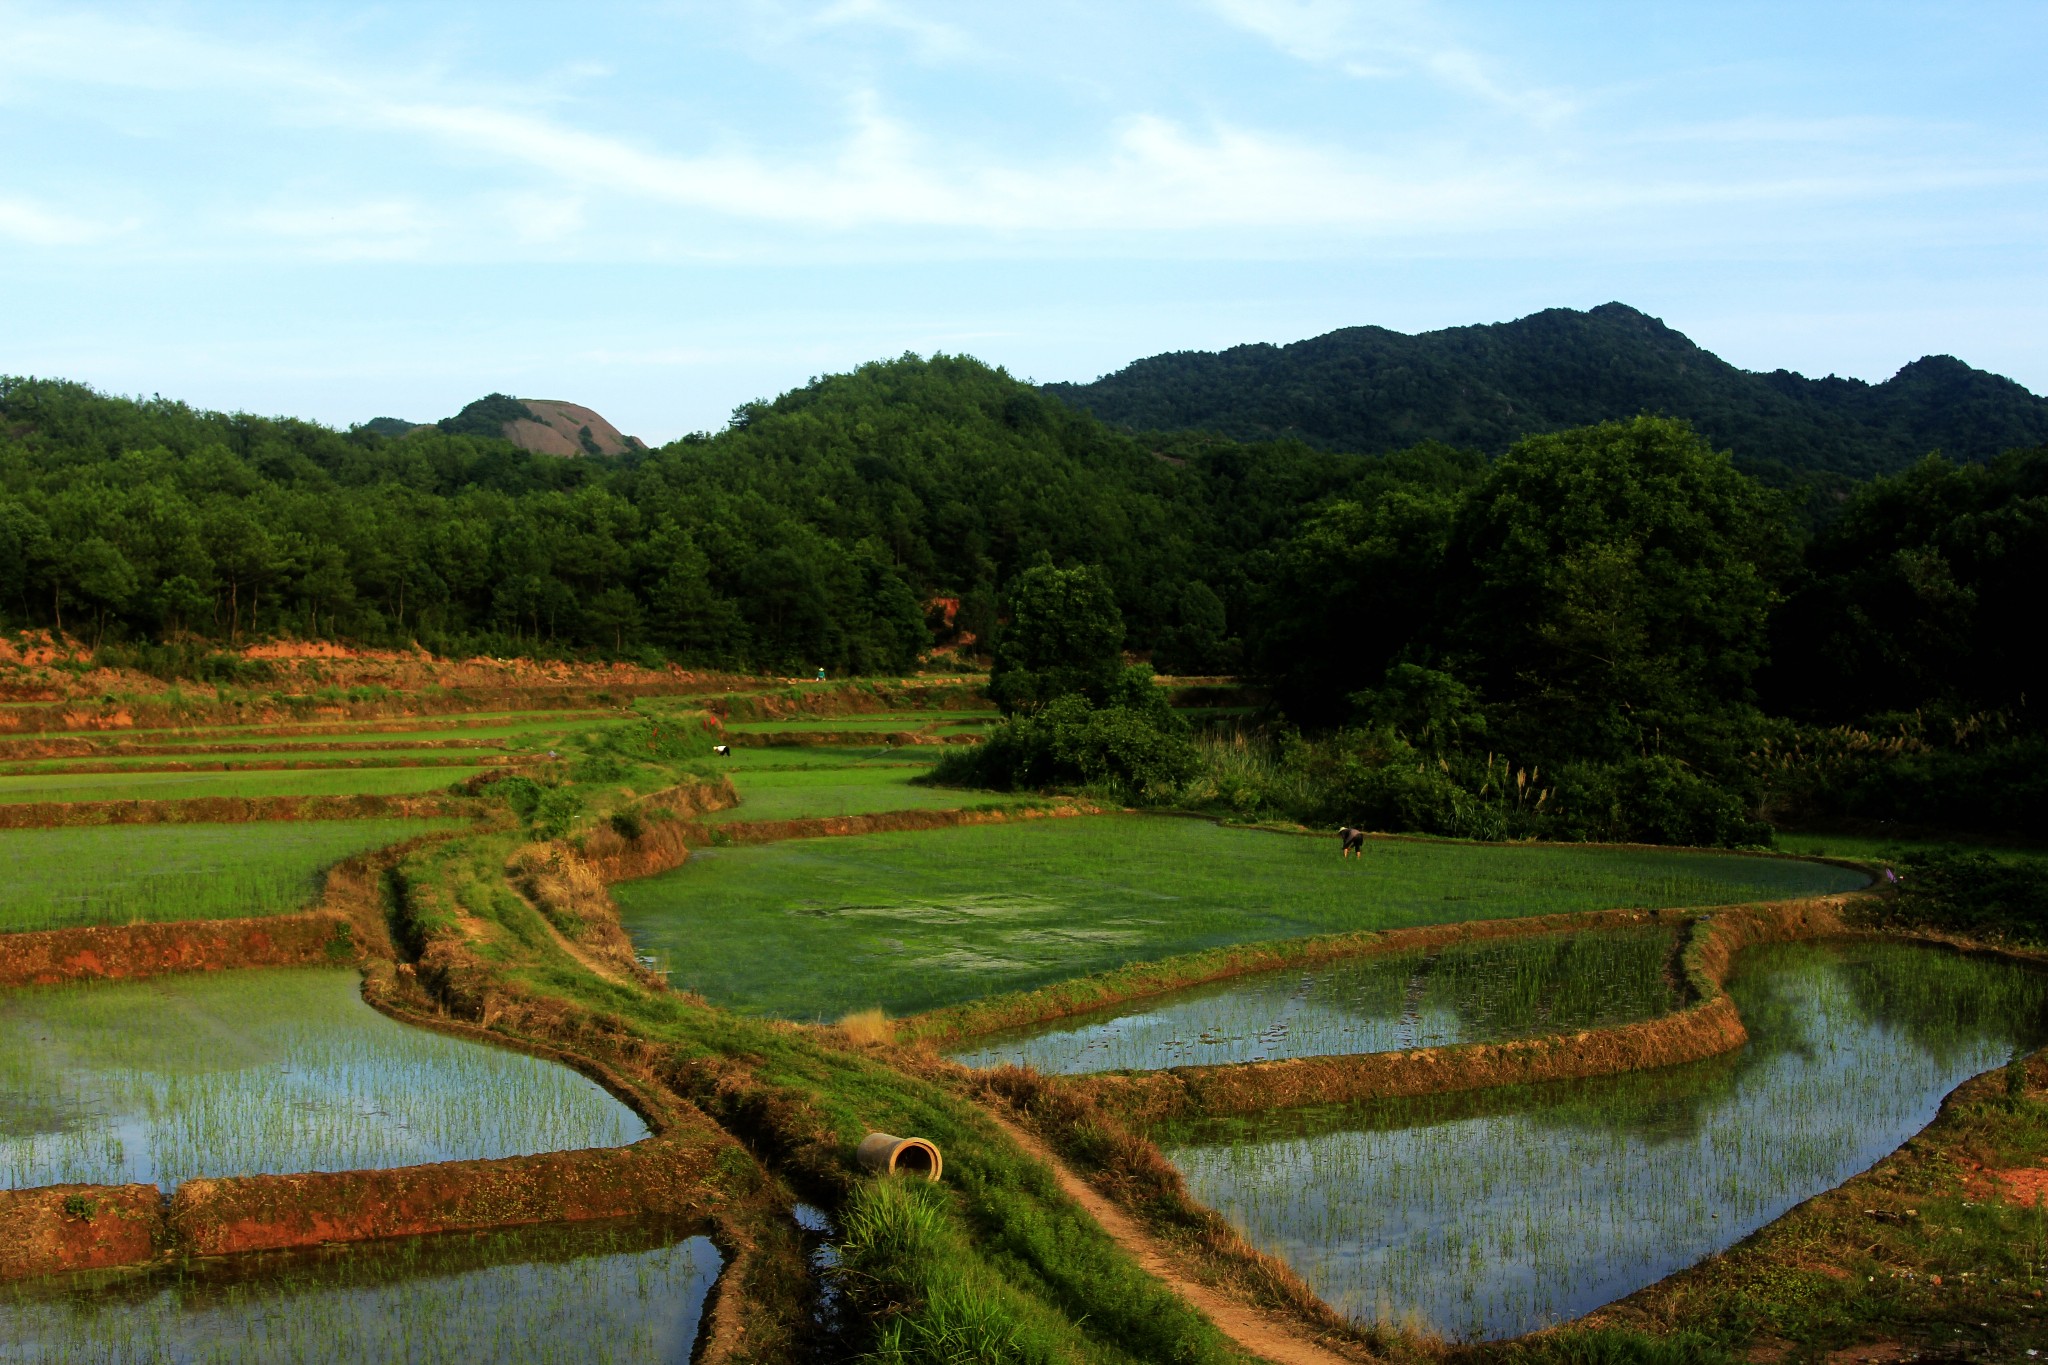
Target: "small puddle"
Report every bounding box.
[950,926,1681,1073]
[1156,939,2048,1341]
[0,968,647,1190]
[0,1217,720,1362]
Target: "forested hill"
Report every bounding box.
[0,360,1414,674]
[1044,303,2048,477]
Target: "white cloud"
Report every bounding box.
[0,2,2010,261]
[1205,0,1578,123]
[809,0,977,62]
[0,193,125,245]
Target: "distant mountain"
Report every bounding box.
[1044,304,2048,476]
[415,394,645,456]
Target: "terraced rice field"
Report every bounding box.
[0,1220,721,1363]
[722,710,995,734]
[704,761,1037,823]
[0,766,490,804]
[1159,940,2048,1341]
[0,752,504,774]
[949,925,1682,1073]
[706,745,939,770]
[0,968,646,1190]
[615,814,1865,1018]
[0,819,457,932]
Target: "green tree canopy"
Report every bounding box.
[1440,416,1797,765]
[986,562,1125,713]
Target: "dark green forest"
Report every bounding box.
[3,353,2041,845]
[1046,303,2048,480]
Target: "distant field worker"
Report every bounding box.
[1338,826,1367,859]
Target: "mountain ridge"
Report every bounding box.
[1043,303,2048,476]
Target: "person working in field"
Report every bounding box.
[1338,826,1367,859]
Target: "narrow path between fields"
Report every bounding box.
[981,1110,1363,1365]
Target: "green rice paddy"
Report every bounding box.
[0,1219,719,1363]
[707,762,1036,823]
[949,926,1681,1073]
[0,752,503,775]
[614,815,1865,1018]
[0,820,457,933]
[723,710,994,734]
[0,968,647,1190]
[0,766,489,804]
[1159,940,2048,1341]
[707,745,940,770]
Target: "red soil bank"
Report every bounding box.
[0,793,474,829]
[170,1137,724,1256]
[0,1185,159,1281]
[0,912,353,988]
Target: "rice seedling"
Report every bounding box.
[0,766,492,804]
[722,710,997,734]
[614,813,1864,1018]
[0,751,511,775]
[0,1219,720,1363]
[0,968,646,1190]
[1155,940,2048,1342]
[712,744,940,770]
[0,820,459,933]
[950,926,1680,1073]
[703,763,1039,824]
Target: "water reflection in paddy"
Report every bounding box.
[0,1219,720,1363]
[0,968,646,1191]
[952,926,1680,1074]
[1160,940,2048,1342]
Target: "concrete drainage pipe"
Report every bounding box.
[856,1132,943,1181]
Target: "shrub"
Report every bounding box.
[927,674,1196,805]
[1854,849,2048,945]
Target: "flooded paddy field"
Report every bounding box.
[0,820,458,933]
[1158,939,2048,1341]
[0,766,490,804]
[615,813,1863,1019]
[0,968,646,1190]
[0,1218,720,1364]
[950,925,1680,1072]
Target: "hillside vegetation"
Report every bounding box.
[3,354,2043,846]
[1045,303,2048,478]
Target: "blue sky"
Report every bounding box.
[2,1,2043,442]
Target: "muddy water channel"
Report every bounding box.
[0,969,646,1190]
[1159,940,2048,1342]
[952,926,1680,1073]
[0,1219,720,1363]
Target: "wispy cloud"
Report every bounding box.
[0,2,2012,263]
[808,0,977,62]
[1204,0,1578,123]
[0,193,126,245]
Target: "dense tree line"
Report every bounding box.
[0,363,1311,672]
[3,358,2040,842]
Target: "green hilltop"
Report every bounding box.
[1044,302,2048,478]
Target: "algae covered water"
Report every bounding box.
[0,1219,720,1363]
[1160,939,2048,1342]
[951,925,1680,1073]
[0,968,646,1190]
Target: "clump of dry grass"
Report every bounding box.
[838,1007,895,1046]
[511,842,612,934]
